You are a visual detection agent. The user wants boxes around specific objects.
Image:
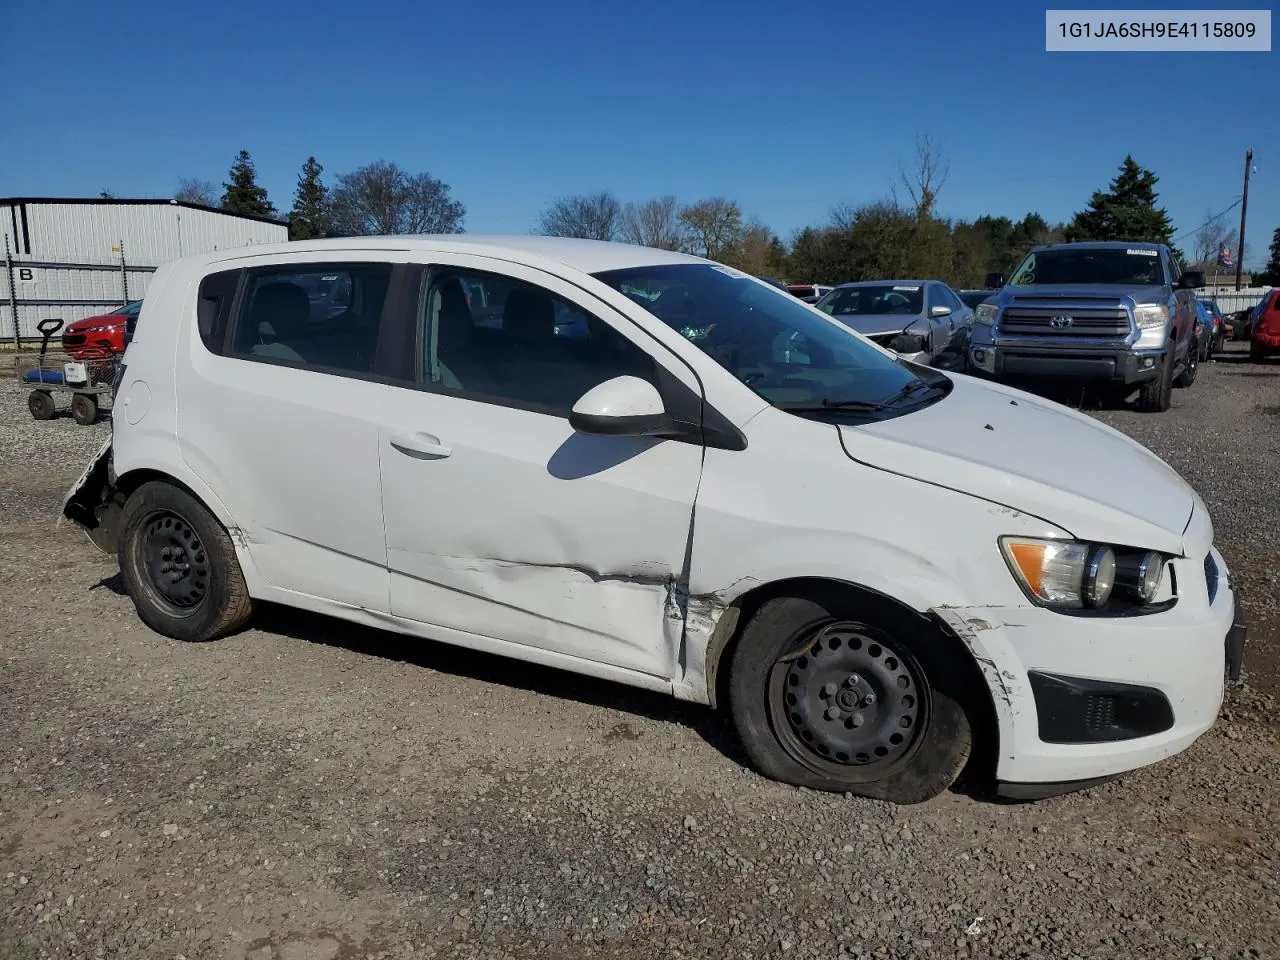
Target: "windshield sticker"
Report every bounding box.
[1126,249,1159,256]
[893,285,920,291]
[711,264,745,278]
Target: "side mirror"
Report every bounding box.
[889,333,928,355]
[929,305,952,318]
[569,376,679,439]
[985,272,1005,289]
[1179,270,1205,290]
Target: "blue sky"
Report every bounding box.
[2,0,1276,266]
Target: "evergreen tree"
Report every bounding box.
[1256,226,1280,286]
[1065,155,1177,248]
[220,150,276,218]
[288,157,332,240]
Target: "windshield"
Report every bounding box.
[592,264,946,417]
[814,284,924,317]
[1009,247,1167,286]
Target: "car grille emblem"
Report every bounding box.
[1049,315,1073,328]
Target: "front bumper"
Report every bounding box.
[934,546,1242,790]
[968,341,1164,385]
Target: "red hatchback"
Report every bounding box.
[1251,289,1280,361]
[61,300,143,360]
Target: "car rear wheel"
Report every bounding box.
[117,481,253,643]
[728,590,975,804]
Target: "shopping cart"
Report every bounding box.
[16,318,119,426]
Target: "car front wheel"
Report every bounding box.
[117,481,253,642]
[728,590,976,804]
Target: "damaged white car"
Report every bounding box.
[63,236,1247,804]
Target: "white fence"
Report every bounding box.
[1194,285,1270,316]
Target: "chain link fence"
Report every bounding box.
[2,234,157,346]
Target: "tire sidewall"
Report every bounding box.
[117,482,246,643]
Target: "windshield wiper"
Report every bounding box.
[876,379,938,407]
[776,398,888,413]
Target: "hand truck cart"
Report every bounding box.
[16,318,119,426]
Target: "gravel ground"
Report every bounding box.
[2,346,1278,960]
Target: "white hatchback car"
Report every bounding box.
[64,236,1246,805]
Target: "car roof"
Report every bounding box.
[1033,241,1164,252]
[194,235,709,276]
[833,279,933,289]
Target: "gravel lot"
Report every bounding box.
[2,346,1277,960]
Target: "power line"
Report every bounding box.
[1172,197,1243,244]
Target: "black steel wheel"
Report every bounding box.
[28,389,55,421]
[767,621,925,774]
[137,511,212,615]
[118,481,253,642]
[729,590,977,804]
[70,393,98,425]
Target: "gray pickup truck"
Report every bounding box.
[967,241,1203,412]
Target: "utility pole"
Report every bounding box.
[1235,148,1252,291]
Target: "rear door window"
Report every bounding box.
[229,263,393,375]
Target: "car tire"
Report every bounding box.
[70,393,98,426]
[117,481,254,643]
[1175,342,1198,388]
[28,389,55,421]
[1251,343,1267,362]
[1139,345,1174,411]
[728,589,975,805]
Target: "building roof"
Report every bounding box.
[0,196,288,227]
[199,234,710,275]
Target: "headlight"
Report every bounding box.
[1001,538,1117,610]
[1114,550,1165,603]
[1134,304,1168,329]
[1134,304,1170,349]
[976,303,999,324]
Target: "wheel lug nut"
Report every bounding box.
[849,713,864,727]
[845,673,862,688]
[821,683,837,698]
[825,707,842,721]
[862,693,877,706]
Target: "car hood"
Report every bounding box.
[999,283,1167,305]
[837,374,1200,555]
[66,314,124,330]
[830,315,922,337]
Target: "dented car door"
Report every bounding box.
[378,255,704,679]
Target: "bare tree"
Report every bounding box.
[330,161,465,236]
[618,196,686,250]
[678,197,744,260]
[898,134,949,220]
[175,177,218,206]
[720,219,782,276]
[535,192,621,240]
[1192,209,1238,269]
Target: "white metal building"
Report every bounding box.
[2,197,288,342]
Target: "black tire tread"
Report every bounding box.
[1138,346,1173,411]
[117,481,253,642]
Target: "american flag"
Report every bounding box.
[1218,244,1235,269]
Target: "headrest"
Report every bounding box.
[502,286,555,344]
[250,282,311,340]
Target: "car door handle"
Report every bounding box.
[390,431,452,460]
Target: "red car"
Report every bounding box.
[1251,289,1280,361]
[61,300,143,360]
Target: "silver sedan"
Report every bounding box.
[812,280,974,370]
